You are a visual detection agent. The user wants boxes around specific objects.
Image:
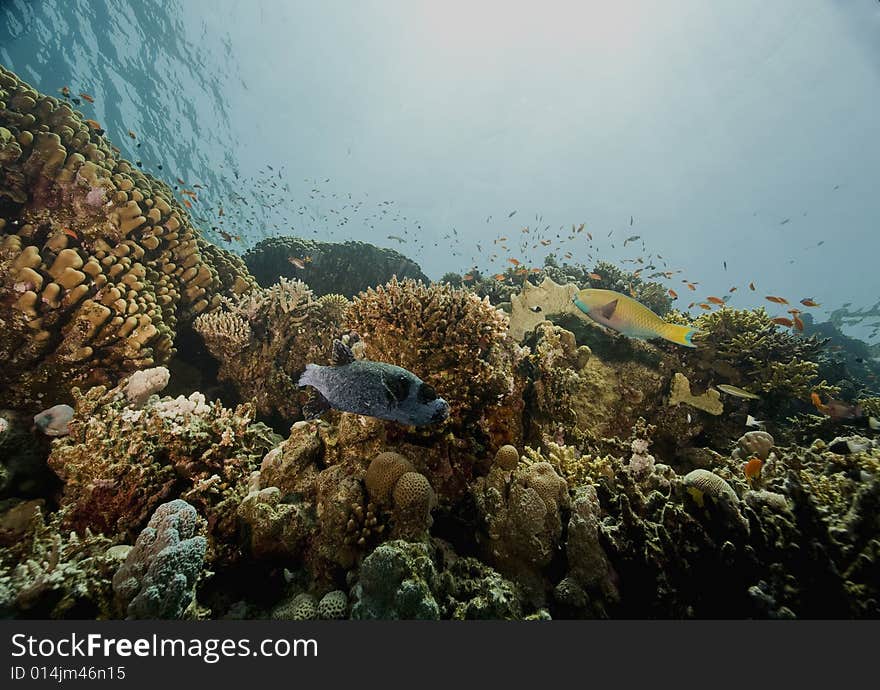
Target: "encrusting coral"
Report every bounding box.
[0,67,255,410]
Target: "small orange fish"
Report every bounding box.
[218,205,224,217]
[462,274,474,281]
[577,223,585,232]
[79,92,94,103]
[729,286,737,293]
[59,86,70,97]
[707,296,725,305]
[497,236,508,242]
[61,227,78,240]
[493,274,505,281]
[177,178,186,185]
[182,199,192,209]
[749,282,756,291]
[586,232,593,241]
[588,273,602,280]
[288,257,306,269]
[687,302,696,309]
[540,239,551,246]
[564,252,573,259]
[698,303,712,310]
[743,457,763,485]
[800,298,820,307]
[127,130,137,139]
[507,258,520,266]
[84,119,102,130]
[765,296,789,305]
[771,317,793,327]
[219,230,234,243]
[180,189,197,199]
[668,289,678,299]
[530,268,542,274]
[686,283,697,291]
[792,314,804,331]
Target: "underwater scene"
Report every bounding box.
[0,0,879,620]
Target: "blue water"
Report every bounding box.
[3,0,880,340]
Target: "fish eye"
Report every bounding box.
[417,383,438,403]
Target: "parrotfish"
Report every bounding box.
[33,404,75,437]
[573,288,699,347]
[298,340,450,426]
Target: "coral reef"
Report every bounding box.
[46,371,280,557]
[347,277,526,450]
[243,236,428,297]
[112,499,206,619]
[0,67,254,410]
[193,277,344,421]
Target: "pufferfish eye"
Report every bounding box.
[417,383,438,403]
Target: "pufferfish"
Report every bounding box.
[573,288,699,347]
[298,340,450,425]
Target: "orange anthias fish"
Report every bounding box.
[61,227,78,240]
[668,289,678,299]
[749,282,756,291]
[800,298,820,307]
[771,317,793,327]
[493,274,505,281]
[588,272,602,280]
[79,92,95,103]
[707,296,725,305]
[84,119,102,130]
[573,288,699,347]
[811,392,864,420]
[128,130,137,139]
[288,257,306,269]
[792,314,804,331]
[59,86,70,97]
[507,258,520,266]
[743,457,763,485]
[698,303,712,310]
[765,296,789,305]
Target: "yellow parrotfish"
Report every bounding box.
[573,288,699,347]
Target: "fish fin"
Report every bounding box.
[598,299,618,320]
[297,363,319,388]
[660,324,699,348]
[331,339,355,365]
[302,389,331,420]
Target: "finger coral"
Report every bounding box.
[0,67,255,409]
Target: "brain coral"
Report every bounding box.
[0,67,254,409]
[347,277,526,448]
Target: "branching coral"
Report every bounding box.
[194,277,344,421]
[691,307,837,408]
[347,277,526,449]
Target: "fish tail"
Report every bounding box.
[660,323,699,348]
[297,363,320,388]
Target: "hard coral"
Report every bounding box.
[112,499,206,620]
[348,277,526,449]
[47,372,280,557]
[0,67,254,409]
[194,277,344,421]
